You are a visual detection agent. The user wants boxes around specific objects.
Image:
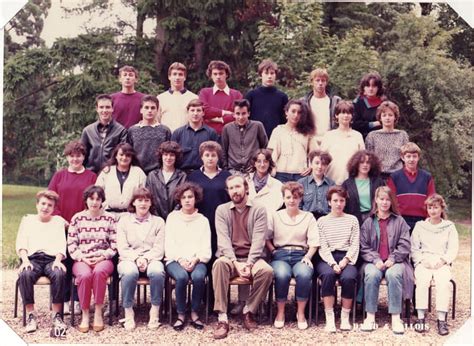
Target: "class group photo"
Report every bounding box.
[2,1,472,345]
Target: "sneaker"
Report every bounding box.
[340,319,352,331]
[230,301,245,315]
[437,320,449,336]
[52,312,67,330]
[414,318,428,333]
[25,312,38,333]
[148,317,161,330]
[392,319,404,335]
[360,319,377,332]
[123,309,135,331]
[324,321,336,333]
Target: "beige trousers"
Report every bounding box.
[212,257,273,314]
[415,264,452,312]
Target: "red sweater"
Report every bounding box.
[48,169,97,222]
[111,91,145,129]
[198,87,243,134]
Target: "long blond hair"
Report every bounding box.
[424,194,447,219]
[371,186,400,216]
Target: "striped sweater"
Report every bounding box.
[68,210,117,261]
[317,213,360,266]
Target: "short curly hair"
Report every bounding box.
[281,181,304,199]
[64,140,86,157]
[156,141,183,168]
[174,182,204,204]
[206,60,231,79]
[376,100,400,123]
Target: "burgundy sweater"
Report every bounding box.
[111,91,145,129]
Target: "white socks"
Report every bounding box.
[218,312,228,323]
[437,311,446,321]
[417,309,426,319]
[324,309,336,332]
[149,305,159,319]
[340,307,352,330]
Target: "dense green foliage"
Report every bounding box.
[3,1,472,199]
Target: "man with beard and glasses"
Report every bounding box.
[211,175,273,339]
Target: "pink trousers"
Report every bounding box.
[72,260,114,310]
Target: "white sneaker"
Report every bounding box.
[297,319,308,330]
[324,321,336,333]
[273,318,285,329]
[392,319,405,335]
[340,319,352,331]
[360,319,376,332]
[230,301,245,315]
[123,309,135,331]
[148,317,161,330]
[25,312,38,333]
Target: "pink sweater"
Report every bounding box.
[198,87,243,134]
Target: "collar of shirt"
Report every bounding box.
[137,120,160,128]
[308,175,331,186]
[97,121,111,132]
[132,213,152,224]
[213,84,230,95]
[168,88,188,95]
[403,167,418,177]
[185,123,205,132]
[230,199,253,210]
[199,166,222,173]
[233,121,250,130]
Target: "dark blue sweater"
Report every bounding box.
[245,86,289,138]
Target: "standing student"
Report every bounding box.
[171,99,219,174]
[353,72,385,139]
[158,62,198,132]
[387,142,436,232]
[146,141,187,220]
[198,60,243,135]
[96,143,147,219]
[359,186,412,335]
[302,68,341,146]
[245,59,288,138]
[267,99,315,183]
[342,150,385,226]
[316,186,359,333]
[48,140,97,314]
[68,186,117,333]
[221,99,268,174]
[411,194,459,336]
[111,65,145,129]
[127,95,171,174]
[298,150,335,220]
[81,94,128,174]
[16,190,68,333]
[365,100,409,179]
[320,101,365,185]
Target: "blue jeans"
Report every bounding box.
[166,262,207,314]
[364,263,404,314]
[274,172,302,183]
[118,260,165,309]
[271,249,313,302]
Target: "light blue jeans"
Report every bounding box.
[271,249,313,302]
[364,263,404,314]
[118,260,165,308]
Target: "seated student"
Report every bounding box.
[359,186,412,335]
[320,100,365,185]
[387,142,436,233]
[146,141,186,220]
[111,65,145,129]
[212,175,273,339]
[316,186,359,333]
[352,72,386,139]
[298,150,335,220]
[96,143,146,219]
[171,99,219,174]
[267,99,315,183]
[221,99,268,174]
[81,94,128,174]
[165,183,211,331]
[127,95,171,174]
[365,100,409,179]
[16,190,68,333]
[117,187,165,331]
[342,150,385,226]
[158,62,198,132]
[68,185,117,333]
[245,59,288,138]
[198,60,243,135]
[411,194,459,336]
[302,68,341,146]
[266,182,319,330]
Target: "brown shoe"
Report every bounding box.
[242,312,257,331]
[213,321,229,339]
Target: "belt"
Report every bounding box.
[278,245,307,251]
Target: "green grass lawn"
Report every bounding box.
[2,184,472,268]
[2,184,44,268]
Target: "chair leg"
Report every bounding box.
[315,279,320,326]
[144,285,147,305]
[168,279,173,325]
[23,296,27,327]
[268,282,274,324]
[14,278,19,318]
[205,277,209,324]
[70,279,75,327]
[308,280,313,326]
[405,299,411,325]
[115,278,120,317]
[108,281,113,326]
[428,285,432,312]
[451,279,456,320]
[352,281,356,326]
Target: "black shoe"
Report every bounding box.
[173,318,185,331]
[414,318,427,333]
[191,318,205,330]
[437,320,449,336]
